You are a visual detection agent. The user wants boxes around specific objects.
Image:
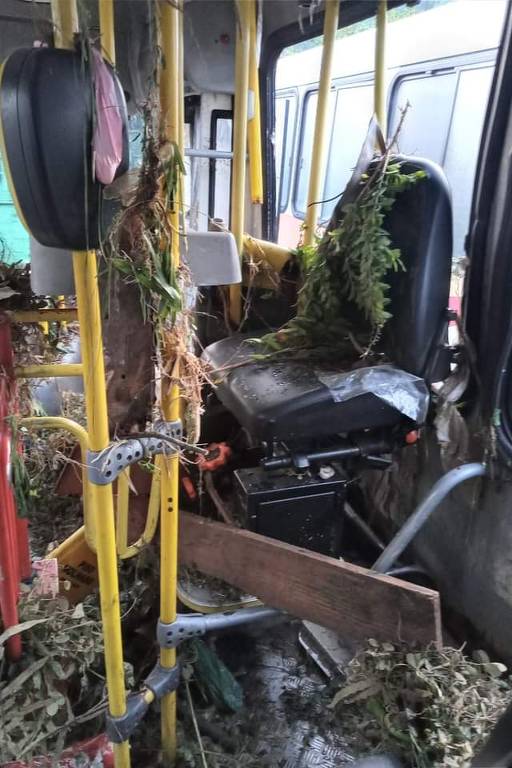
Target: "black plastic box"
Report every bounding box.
[234,465,346,556]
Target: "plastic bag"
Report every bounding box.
[91,48,123,185]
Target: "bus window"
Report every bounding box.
[389,71,458,163]
[210,112,232,225]
[0,153,29,264]
[444,65,494,262]
[322,82,373,220]
[293,89,335,217]
[275,92,297,214]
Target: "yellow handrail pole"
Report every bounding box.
[117,462,161,559]
[12,308,78,323]
[15,363,84,379]
[248,0,263,204]
[74,252,130,768]
[20,416,93,534]
[50,0,78,49]
[375,0,388,136]
[51,1,130,765]
[98,0,116,65]
[84,2,130,764]
[159,1,182,763]
[229,0,251,326]
[303,0,339,247]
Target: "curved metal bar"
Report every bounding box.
[373,463,486,573]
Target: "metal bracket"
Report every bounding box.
[105,662,181,743]
[105,692,148,744]
[157,607,282,649]
[88,419,182,485]
[145,662,181,699]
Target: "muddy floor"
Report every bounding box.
[134,620,363,768]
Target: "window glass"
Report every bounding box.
[213,117,232,224]
[444,66,494,262]
[275,94,297,213]
[322,83,374,220]
[389,72,458,163]
[275,97,288,211]
[0,153,29,263]
[294,90,335,216]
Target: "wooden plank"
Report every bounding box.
[179,512,443,647]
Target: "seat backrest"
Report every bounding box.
[381,156,453,381]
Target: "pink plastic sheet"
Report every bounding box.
[91,48,123,185]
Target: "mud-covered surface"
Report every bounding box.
[211,621,358,768]
[134,620,361,768]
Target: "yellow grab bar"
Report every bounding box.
[15,363,83,379]
[303,0,339,247]
[248,0,263,205]
[12,309,78,324]
[116,463,161,560]
[229,0,251,326]
[374,0,388,135]
[159,1,183,763]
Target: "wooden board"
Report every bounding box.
[179,512,443,647]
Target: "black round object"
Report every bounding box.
[0,47,128,250]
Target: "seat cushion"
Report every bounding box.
[205,335,429,442]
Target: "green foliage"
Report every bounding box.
[260,160,424,360]
[189,638,244,713]
[330,640,512,768]
[0,593,104,764]
[108,124,185,325]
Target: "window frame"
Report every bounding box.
[208,108,233,223]
[291,73,374,221]
[274,87,299,214]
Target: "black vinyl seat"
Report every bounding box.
[204,157,452,443]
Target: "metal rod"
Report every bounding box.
[51,0,129,761]
[15,363,83,379]
[20,415,88,449]
[185,148,233,160]
[303,0,339,247]
[98,0,115,64]
[159,1,182,763]
[373,463,487,573]
[73,251,130,768]
[50,0,78,48]
[248,0,263,204]
[11,309,78,324]
[20,416,94,546]
[229,0,251,325]
[344,502,386,552]
[374,0,388,135]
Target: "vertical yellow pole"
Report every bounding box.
[50,0,79,48]
[248,0,263,204]
[303,0,339,247]
[229,0,251,326]
[51,1,129,765]
[374,0,387,136]
[99,0,116,65]
[159,2,182,764]
[73,253,130,768]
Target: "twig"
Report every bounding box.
[185,678,209,768]
[204,471,234,525]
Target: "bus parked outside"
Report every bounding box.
[274,0,507,311]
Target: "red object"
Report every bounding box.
[198,442,232,472]
[0,315,31,660]
[182,474,198,501]
[3,734,114,768]
[405,430,419,445]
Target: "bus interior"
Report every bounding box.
[2,0,512,766]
